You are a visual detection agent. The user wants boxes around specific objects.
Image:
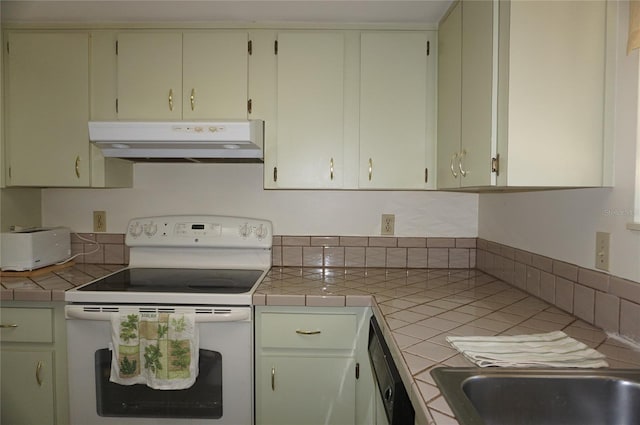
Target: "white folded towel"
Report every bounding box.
[110,312,199,389]
[446,331,609,368]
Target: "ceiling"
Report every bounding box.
[1,1,452,25]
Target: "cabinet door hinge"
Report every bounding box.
[427,40,430,56]
[247,99,252,114]
[425,168,429,183]
[491,154,500,176]
[115,40,118,55]
[355,362,360,380]
[273,167,278,182]
[274,40,278,55]
[248,40,253,55]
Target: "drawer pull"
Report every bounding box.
[36,361,44,386]
[295,330,321,335]
[0,324,18,328]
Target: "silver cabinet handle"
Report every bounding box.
[0,324,18,328]
[368,158,373,181]
[330,158,334,181]
[168,89,174,111]
[271,367,275,391]
[450,152,459,178]
[190,88,195,111]
[75,156,81,179]
[295,329,321,335]
[36,361,43,386]
[458,149,467,177]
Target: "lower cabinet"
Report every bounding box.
[1,350,56,425]
[255,306,374,425]
[0,302,69,425]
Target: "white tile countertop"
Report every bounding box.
[254,267,640,425]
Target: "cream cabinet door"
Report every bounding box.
[116,32,182,119]
[459,0,495,188]
[271,32,345,188]
[1,350,55,425]
[5,32,90,186]
[359,32,435,189]
[182,32,248,120]
[436,3,463,190]
[257,356,356,425]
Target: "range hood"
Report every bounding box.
[89,120,264,161]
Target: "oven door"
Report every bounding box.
[66,305,253,425]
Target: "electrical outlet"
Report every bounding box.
[381,214,395,236]
[93,211,107,232]
[595,231,610,271]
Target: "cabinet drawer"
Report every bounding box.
[0,308,53,343]
[260,313,356,350]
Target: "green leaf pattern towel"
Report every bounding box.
[110,312,199,389]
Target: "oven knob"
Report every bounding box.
[239,223,251,238]
[255,224,268,240]
[144,222,158,237]
[129,222,143,237]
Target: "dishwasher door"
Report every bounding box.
[368,316,414,425]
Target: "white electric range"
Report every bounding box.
[65,215,272,425]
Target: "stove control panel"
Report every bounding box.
[126,215,272,248]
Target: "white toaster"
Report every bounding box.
[1,227,71,271]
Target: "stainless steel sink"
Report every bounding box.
[431,367,640,425]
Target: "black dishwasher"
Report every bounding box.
[368,316,415,425]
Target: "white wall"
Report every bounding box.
[478,1,640,283]
[42,163,478,237]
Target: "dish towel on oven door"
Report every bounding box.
[110,312,199,389]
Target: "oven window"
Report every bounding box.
[94,348,222,419]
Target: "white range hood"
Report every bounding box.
[89,120,264,161]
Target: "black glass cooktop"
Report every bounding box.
[79,268,264,294]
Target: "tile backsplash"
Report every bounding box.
[476,239,640,344]
[273,236,477,269]
[73,233,640,343]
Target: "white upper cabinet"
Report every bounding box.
[116,31,248,120]
[182,32,248,119]
[269,31,346,189]
[359,31,436,189]
[437,0,612,189]
[5,32,91,186]
[263,30,435,190]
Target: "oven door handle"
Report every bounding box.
[65,307,251,322]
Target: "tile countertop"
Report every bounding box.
[0,264,124,301]
[3,265,640,424]
[254,267,640,425]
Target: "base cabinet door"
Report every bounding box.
[1,350,55,425]
[258,356,356,425]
